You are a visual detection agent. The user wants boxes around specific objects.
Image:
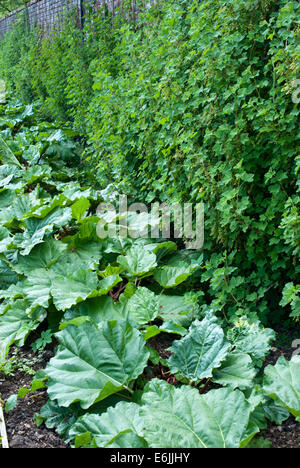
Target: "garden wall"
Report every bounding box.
[0,0,152,36]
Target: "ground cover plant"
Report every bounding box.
[0,101,299,448]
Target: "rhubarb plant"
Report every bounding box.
[0,100,298,449]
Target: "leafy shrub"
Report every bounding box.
[0,98,298,449]
[87,0,300,324]
[0,0,299,325]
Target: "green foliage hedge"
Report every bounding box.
[0,0,299,324]
[1,101,299,448]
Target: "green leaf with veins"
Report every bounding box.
[0,136,22,167]
[46,321,149,409]
[51,270,99,311]
[141,379,252,448]
[0,260,18,289]
[158,293,200,327]
[153,263,198,288]
[168,310,230,381]
[212,352,256,389]
[13,239,67,275]
[13,207,72,255]
[51,242,102,273]
[117,246,157,276]
[62,296,128,328]
[72,197,91,221]
[263,356,300,421]
[70,402,147,448]
[127,287,159,325]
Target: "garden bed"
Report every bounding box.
[1,332,299,449]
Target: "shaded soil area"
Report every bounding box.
[0,347,67,449]
[263,416,299,449]
[0,327,299,449]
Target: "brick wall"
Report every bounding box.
[0,0,155,37]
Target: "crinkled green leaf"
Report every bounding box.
[158,293,200,327]
[168,311,230,381]
[212,352,256,389]
[46,321,149,409]
[13,239,67,275]
[61,296,128,328]
[227,318,275,363]
[70,402,147,448]
[117,246,157,276]
[127,287,159,325]
[13,207,72,255]
[263,356,300,421]
[51,270,99,311]
[141,379,252,448]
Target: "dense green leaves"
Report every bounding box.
[0,0,299,448]
[0,98,297,450]
[69,380,254,449]
[1,0,299,324]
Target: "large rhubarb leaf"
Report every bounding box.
[46,321,149,409]
[158,293,200,327]
[127,287,159,325]
[51,270,99,311]
[141,379,252,448]
[212,352,256,389]
[70,402,147,448]
[168,311,230,381]
[263,356,300,421]
[117,246,157,276]
[13,239,67,275]
[61,296,128,328]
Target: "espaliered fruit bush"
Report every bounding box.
[0,101,299,448]
[0,0,299,324]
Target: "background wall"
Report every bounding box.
[0,0,150,36]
